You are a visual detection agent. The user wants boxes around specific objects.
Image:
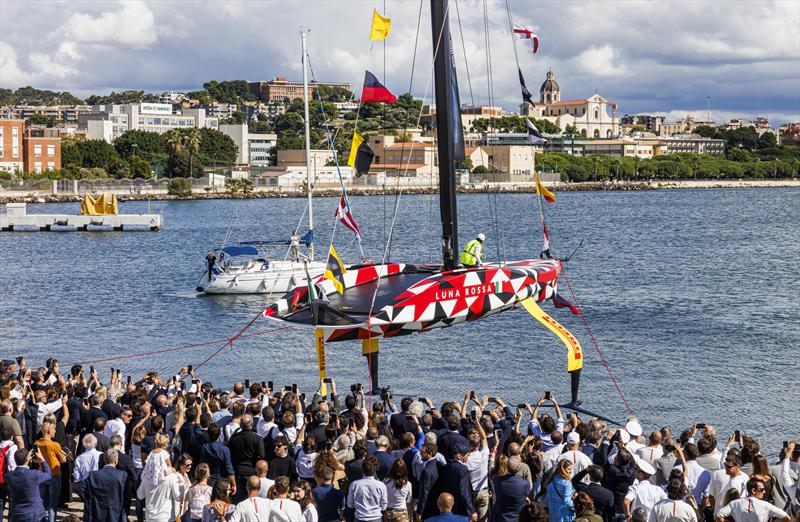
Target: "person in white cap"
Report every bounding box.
[558,431,593,484]
[460,233,486,268]
[623,456,666,518]
[625,420,645,455]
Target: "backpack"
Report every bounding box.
[0,445,11,485]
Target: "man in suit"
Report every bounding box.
[438,416,469,462]
[5,447,52,522]
[345,439,368,484]
[308,410,332,451]
[228,414,265,501]
[492,457,529,522]
[439,443,474,519]
[425,493,469,522]
[373,436,396,480]
[84,448,127,522]
[573,464,615,522]
[417,442,444,520]
[79,395,108,454]
[100,435,137,517]
[390,398,418,441]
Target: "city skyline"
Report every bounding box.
[1,0,798,124]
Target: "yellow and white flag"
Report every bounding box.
[370,9,391,40]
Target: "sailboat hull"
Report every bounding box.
[201,260,327,295]
[263,259,562,341]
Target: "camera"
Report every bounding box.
[379,386,392,401]
[544,391,552,400]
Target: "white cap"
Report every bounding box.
[634,456,656,476]
[566,431,580,444]
[619,429,631,444]
[626,420,643,438]
[477,233,486,241]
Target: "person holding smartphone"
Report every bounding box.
[526,392,565,453]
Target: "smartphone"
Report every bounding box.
[126,376,132,384]
[305,412,313,423]
[268,381,273,391]
[469,391,476,400]
[356,383,362,392]
[244,379,250,388]
[418,397,427,403]
[517,403,527,409]
[470,410,477,420]
[487,397,497,403]
[292,383,297,393]
[111,367,115,373]
[734,430,741,439]
[544,391,552,400]
[187,364,193,372]
[696,423,706,430]
[783,441,789,448]
[323,377,332,383]
[90,365,94,374]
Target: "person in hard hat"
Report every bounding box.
[460,233,486,268]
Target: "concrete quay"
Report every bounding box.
[0,203,162,231]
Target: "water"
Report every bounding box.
[1,189,798,453]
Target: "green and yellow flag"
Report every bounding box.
[370,9,391,40]
[324,245,347,294]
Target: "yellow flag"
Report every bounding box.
[535,173,556,203]
[521,298,583,372]
[347,132,365,168]
[370,9,391,40]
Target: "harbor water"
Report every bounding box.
[1,188,798,451]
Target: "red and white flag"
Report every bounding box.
[335,193,362,241]
[513,23,539,54]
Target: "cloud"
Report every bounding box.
[65,0,157,48]
[577,45,630,77]
[0,41,29,85]
[0,0,797,124]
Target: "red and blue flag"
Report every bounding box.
[361,70,397,103]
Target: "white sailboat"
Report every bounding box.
[198,30,326,295]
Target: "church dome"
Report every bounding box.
[540,70,559,92]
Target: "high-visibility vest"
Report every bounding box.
[460,239,482,266]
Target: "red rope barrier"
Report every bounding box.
[66,324,296,368]
[560,266,636,417]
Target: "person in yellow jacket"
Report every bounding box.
[460,233,486,268]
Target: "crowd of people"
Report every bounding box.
[0,356,797,522]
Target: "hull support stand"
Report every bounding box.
[362,338,379,393]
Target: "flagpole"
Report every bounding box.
[301,29,314,262]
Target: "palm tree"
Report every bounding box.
[184,129,201,178]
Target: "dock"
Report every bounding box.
[0,203,162,231]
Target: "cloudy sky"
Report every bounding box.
[1,0,798,124]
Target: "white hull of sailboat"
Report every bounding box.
[200,260,327,295]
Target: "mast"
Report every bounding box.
[301,30,314,261]
[430,0,460,270]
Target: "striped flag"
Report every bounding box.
[526,119,547,144]
[335,193,362,240]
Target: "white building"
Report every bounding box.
[249,133,276,165]
[78,103,219,142]
[159,91,187,104]
[218,124,277,166]
[520,70,620,138]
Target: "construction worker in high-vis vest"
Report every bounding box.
[460,233,486,268]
